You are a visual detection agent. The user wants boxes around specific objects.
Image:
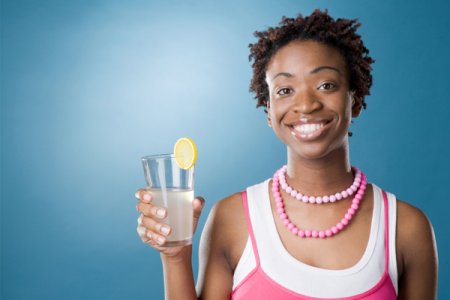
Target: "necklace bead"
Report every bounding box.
[277,166,362,205]
[272,167,367,239]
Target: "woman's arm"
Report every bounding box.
[160,248,197,300]
[196,193,246,300]
[137,190,245,300]
[396,200,438,299]
[161,193,242,300]
[136,190,205,300]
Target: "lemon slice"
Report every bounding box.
[173,137,197,170]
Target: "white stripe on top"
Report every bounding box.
[232,180,398,297]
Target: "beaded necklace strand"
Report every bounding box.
[272,166,367,238]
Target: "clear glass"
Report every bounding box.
[141,154,194,246]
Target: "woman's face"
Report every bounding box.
[266,40,360,160]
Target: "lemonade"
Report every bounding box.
[150,188,194,246]
[141,137,197,247]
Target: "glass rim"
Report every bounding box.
[141,153,174,161]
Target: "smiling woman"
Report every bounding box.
[135,9,438,300]
[266,41,355,160]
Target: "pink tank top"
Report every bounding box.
[231,190,397,300]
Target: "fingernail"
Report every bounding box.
[143,193,151,202]
[160,226,170,236]
[156,236,165,245]
[156,208,166,218]
[196,197,205,207]
[136,204,139,212]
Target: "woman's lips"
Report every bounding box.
[288,119,332,140]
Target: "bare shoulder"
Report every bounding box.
[204,192,246,238]
[396,199,436,249]
[212,192,245,222]
[196,192,248,298]
[200,192,248,268]
[395,199,438,299]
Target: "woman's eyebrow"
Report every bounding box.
[270,72,293,82]
[310,66,342,75]
[270,66,342,82]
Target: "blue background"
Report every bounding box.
[1,0,449,299]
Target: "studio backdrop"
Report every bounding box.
[1,0,449,299]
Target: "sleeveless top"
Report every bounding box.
[231,180,397,299]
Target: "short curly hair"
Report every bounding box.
[249,9,374,112]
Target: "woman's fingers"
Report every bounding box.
[137,226,161,246]
[137,225,168,246]
[138,215,170,246]
[148,231,167,246]
[135,189,167,219]
[135,190,207,252]
[135,189,152,203]
[136,211,172,245]
[141,215,171,237]
[137,223,151,242]
[137,202,167,219]
[193,197,205,232]
[137,224,146,237]
[135,189,171,247]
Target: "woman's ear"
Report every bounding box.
[351,92,363,118]
[267,101,272,127]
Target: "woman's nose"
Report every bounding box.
[292,88,322,114]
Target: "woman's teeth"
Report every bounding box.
[293,123,324,134]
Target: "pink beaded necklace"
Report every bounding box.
[278,165,362,204]
[272,166,367,238]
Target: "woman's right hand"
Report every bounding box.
[135,189,205,257]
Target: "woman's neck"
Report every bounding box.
[285,146,354,196]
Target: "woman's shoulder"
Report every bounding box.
[210,178,270,221]
[375,185,432,235]
[393,198,438,295]
[395,198,437,275]
[200,192,249,270]
[396,199,434,242]
[214,192,244,214]
[201,179,270,266]
[203,191,248,239]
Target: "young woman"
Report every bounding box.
[136,10,438,299]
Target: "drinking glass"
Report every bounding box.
[141,154,194,246]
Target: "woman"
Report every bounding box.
[136,10,438,299]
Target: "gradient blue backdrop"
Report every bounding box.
[1,0,449,299]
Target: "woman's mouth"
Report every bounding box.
[288,119,332,140]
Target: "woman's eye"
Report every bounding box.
[277,88,292,96]
[318,82,336,90]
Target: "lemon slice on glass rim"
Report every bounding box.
[173,137,198,170]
